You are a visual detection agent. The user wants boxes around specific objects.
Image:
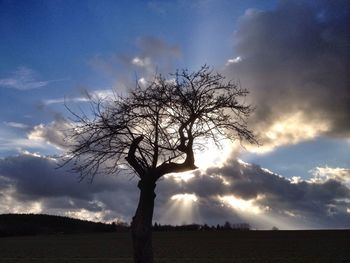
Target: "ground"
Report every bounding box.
[0,230,349,262]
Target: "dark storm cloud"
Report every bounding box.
[225,0,350,144]
[201,159,350,227]
[1,153,350,228]
[0,155,114,200]
[156,158,350,228]
[0,154,138,220]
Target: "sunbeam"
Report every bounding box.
[218,194,263,215]
[159,193,200,225]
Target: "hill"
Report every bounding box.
[0,214,116,237]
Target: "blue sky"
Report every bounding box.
[0,0,349,229]
[0,0,276,151]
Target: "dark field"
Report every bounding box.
[0,230,349,262]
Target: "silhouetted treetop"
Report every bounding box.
[64,65,256,182]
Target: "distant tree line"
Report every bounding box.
[152,221,251,232]
[0,214,116,237]
[0,214,251,237]
[115,221,251,232]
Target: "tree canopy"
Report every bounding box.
[64,66,256,182]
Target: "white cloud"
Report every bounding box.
[290,176,303,184]
[44,97,89,105]
[248,111,330,153]
[131,56,152,68]
[3,121,29,129]
[0,188,43,214]
[27,119,72,150]
[43,89,114,105]
[218,194,262,214]
[92,89,115,99]
[65,208,106,222]
[0,66,64,90]
[0,137,50,151]
[309,166,350,186]
[19,150,45,158]
[137,77,147,87]
[226,56,242,65]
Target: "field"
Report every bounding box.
[0,230,349,262]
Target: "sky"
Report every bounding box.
[0,0,349,229]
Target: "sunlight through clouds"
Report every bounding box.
[27,121,71,150]
[0,187,43,214]
[248,111,330,153]
[65,209,106,222]
[164,172,195,182]
[194,138,234,169]
[218,194,263,214]
[159,193,200,225]
[164,138,235,182]
[171,193,198,202]
[309,166,350,186]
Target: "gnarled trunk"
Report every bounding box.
[131,179,156,263]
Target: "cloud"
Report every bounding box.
[224,1,350,151]
[89,37,181,93]
[43,97,88,106]
[43,89,114,106]
[0,154,137,222]
[202,159,350,228]
[0,137,50,153]
[27,118,72,150]
[136,36,181,59]
[156,158,350,228]
[3,122,29,129]
[123,36,181,77]
[131,57,152,68]
[0,66,64,90]
[247,111,331,153]
[226,56,242,66]
[0,119,70,155]
[1,152,349,228]
[309,166,350,186]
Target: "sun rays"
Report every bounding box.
[218,194,262,215]
[194,138,234,169]
[159,193,200,225]
[171,193,198,202]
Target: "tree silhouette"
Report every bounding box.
[63,65,256,263]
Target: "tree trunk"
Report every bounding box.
[131,179,156,263]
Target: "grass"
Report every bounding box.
[0,230,349,262]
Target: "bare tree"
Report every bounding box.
[63,65,256,263]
